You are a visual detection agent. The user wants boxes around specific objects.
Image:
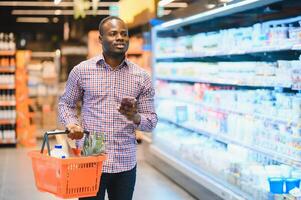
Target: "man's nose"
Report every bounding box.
[116,33,125,40]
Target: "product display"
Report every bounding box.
[26,55,60,134]
[155,60,300,88]
[155,16,301,58]
[154,122,301,199]
[0,43,16,146]
[0,33,16,51]
[152,7,301,200]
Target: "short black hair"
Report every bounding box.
[98,16,124,35]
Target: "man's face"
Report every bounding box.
[99,19,129,56]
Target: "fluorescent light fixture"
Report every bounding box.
[161,18,183,28]
[206,4,216,9]
[219,0,233,2]
[16,17,49,23]
[158,0,174,7]
[158,0,281,29]
[54,0,62,5]
[164,2,188,8]
[0,1,117,7]
[12,9,110,15]
[186,0,263,22]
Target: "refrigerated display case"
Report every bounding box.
[149,0,301,199]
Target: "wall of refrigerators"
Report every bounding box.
[149,0,301,199]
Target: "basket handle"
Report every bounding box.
[41,129,89,156]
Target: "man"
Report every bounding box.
[58,16,158,200]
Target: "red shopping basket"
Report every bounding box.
[28,130,106,199]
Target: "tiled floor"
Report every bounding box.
[0,142,196,200]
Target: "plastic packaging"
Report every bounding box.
[50,144,68,158]
[268,178,284,194]
[286,178,301,193]
[82,132,105,156]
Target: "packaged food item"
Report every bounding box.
[82,132,105,156]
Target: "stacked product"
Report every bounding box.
[155,16,301,57]
[27,61,59,133]
[154,122,301,200]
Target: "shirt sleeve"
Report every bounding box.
[135,73,158,132]
[58,65,83,126]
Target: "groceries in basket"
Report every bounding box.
[28,130,107,199]
[82,132,105,156]
[50,144,68,158]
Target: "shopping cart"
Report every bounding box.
[28,130,106,199]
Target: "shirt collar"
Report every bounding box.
[96,54,129,70]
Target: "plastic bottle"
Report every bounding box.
[50,144,68,158]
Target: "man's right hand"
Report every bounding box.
[66,124,84,140]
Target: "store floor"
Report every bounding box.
[0,142,196,200]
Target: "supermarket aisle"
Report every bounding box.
[0,143,196,200]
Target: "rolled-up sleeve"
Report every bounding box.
[58,66,83,126]
[136,74,158,132]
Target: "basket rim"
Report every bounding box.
[28,150,107,164]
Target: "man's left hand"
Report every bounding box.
[118,97,141,125]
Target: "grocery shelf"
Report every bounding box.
[157,97,299,126]
[0,50,16,56]
[150,145,251,200]
[0,101,16,106]
[159,117,301,168]
[156,44,301,60]
[0,119,16,125]
[156,76,291,89]
[0,85,15,90]
[0,68,15,73]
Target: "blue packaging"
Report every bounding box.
[268,178,284,194]
[285,178,300,193]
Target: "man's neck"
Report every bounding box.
[103,53,125,70]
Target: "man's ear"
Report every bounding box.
[99,35,102,44]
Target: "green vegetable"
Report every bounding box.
[82,132,105,156]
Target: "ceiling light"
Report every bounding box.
[54,0,62,5]
[158,0,174,7]
[16,17,49,23]
[219,0,233,2]
[206,4,216,9]
[52,17,59,23]
[164,2,188,8]
[207,0,217,9]
[54,9,62,15]
[0,1,117,7]
[12,9,110,15]
[158,0,281,29]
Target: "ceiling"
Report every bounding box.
[0,0,243,50]
[0,0,198,32]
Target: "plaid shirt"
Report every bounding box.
[58,55,157,173]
